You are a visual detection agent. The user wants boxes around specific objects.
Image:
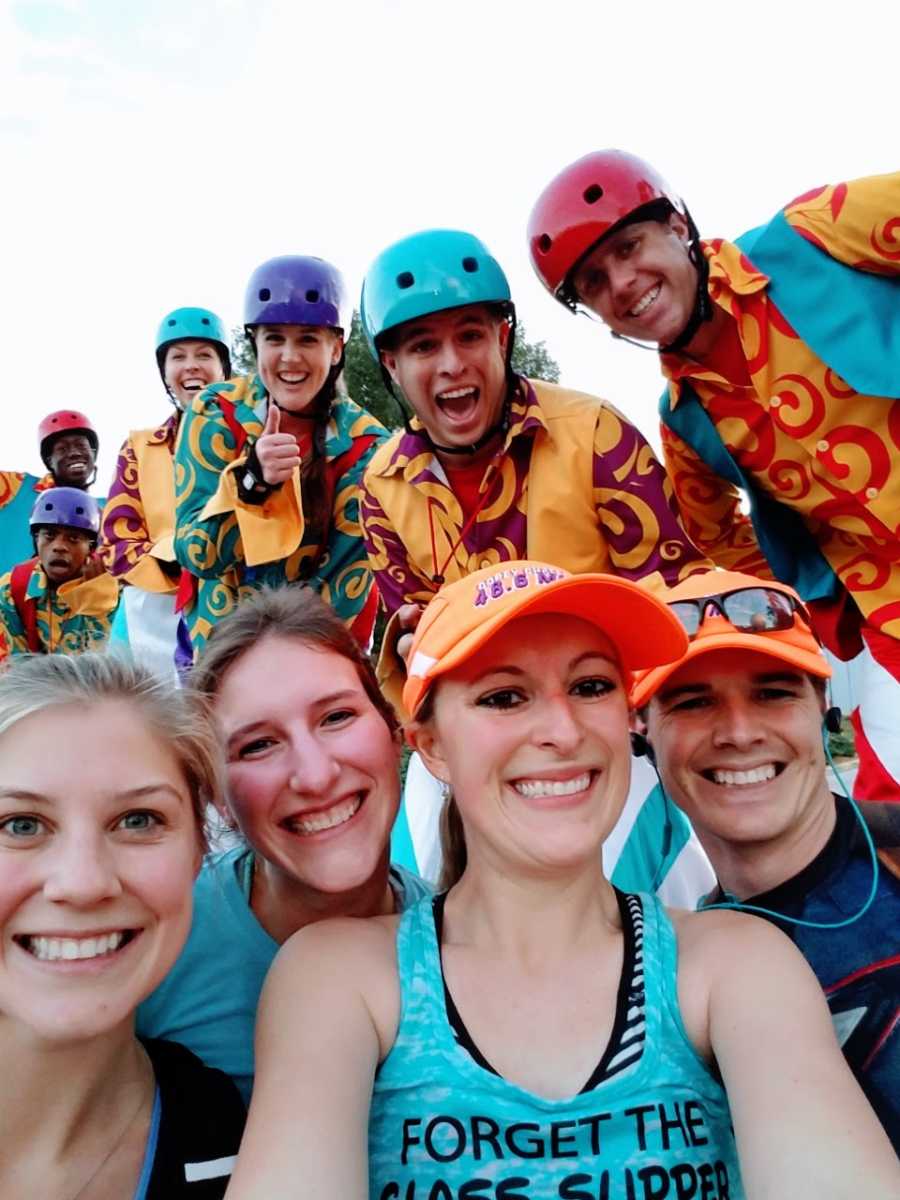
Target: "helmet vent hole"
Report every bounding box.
[167,318,177,327]
[397,272,415,289]
[259,288,271,302]
[538,234,552,254]
[201,317,210,326]
[462,257,478,273]
[305,289,319,303]
[583,184,604,204]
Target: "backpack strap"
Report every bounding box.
[10,559,42,653]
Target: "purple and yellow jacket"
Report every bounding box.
[99,413,181,593]
[362,377,710,707]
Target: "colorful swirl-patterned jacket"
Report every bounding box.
[99,412,181,594]
[0,559,119,657]
[361,377,710,708]
[0,471,54,576]
[174,374,388,655]
[660,171,900,640]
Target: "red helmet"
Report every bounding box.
[38,410,100,467]
[528,150,684,301]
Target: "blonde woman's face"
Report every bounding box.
[413,614,632,876]
[0,700,199,1042]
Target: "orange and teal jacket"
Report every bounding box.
[659,172,900,640]
[0,559,119,658]
[173,374,389,656]
[99,413,181,593]
[0,471,54,576]
[362,377,710,707]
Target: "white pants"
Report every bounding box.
[111,587,181,683]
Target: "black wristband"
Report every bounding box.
[236,443,277,505]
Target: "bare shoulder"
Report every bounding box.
[672,905,803,983]
[265,913,403,1055]
[668,907,810,1058]
[274,911,401,982]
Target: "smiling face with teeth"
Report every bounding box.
[163,339,227,409]
[644,647,835,873]
[0,701,201,1042]
[255,324,343,414]
[380,305,510,458]
[215,635,401,922]
[410,614,632,876]
[570,215,700,348]
[45,432,97,488]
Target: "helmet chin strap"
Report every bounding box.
[659,206,713,353]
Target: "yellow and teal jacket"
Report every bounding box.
[660,171,900,642]
[173,374,388,656]
[0,471,55,576]
[0,558,119,658]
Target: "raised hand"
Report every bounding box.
[396,602,424,666]
[255,404,301,486]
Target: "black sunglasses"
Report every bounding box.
[669,586,812,639]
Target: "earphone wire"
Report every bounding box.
[643,721,880,929]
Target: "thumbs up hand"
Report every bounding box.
[255,403,301,485]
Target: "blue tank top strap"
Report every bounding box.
[638,890,703,1065]
[390,892,459,1066]
[132,1086,161,1200]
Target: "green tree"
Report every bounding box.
[343,311,404,429]
[230,325,256,376]
[510,321,561,383]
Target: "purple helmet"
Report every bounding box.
[30,487,101,537]
[243,256,350,334]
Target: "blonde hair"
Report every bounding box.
[0,654,224,852]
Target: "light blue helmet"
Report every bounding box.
[360,229,512,359]
[155,307,232,380]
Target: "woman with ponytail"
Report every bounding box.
[173,258,387,658]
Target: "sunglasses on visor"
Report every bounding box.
[669,587,812,639]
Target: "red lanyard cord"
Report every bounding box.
[428,460,501,585]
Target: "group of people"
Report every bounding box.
[0,150,898,1197]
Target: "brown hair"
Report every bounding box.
[189,585,398,737]
[0,653,223,852]
[412,690,468,890]
[376,302,510,355]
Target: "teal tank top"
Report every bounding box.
[370,892,745,1200]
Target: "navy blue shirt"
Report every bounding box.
[711,797,900,1149]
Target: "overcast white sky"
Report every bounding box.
[2,0,894,484]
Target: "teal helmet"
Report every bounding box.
[360,230,513,359]
[155,307,232,382]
